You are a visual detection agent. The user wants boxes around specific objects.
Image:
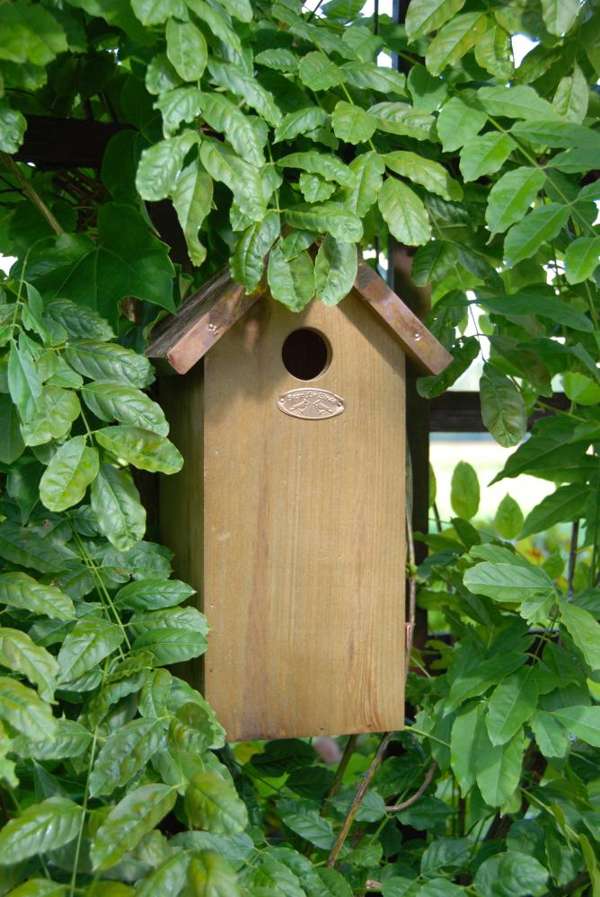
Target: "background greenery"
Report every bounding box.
[0,0,599,894]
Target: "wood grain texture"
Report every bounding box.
[147,270,264,374]
[201,292,406,740]
[354,263,453,376]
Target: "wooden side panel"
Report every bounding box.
[158,363,205,684]
[203,293,406,740]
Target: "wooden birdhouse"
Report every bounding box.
[147,263,452,742]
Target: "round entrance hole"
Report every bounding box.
[281,328,331,381]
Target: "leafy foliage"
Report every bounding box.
[0,0,599,894]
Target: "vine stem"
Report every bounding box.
[325,734,358,801]
[1,154,64,237]
[326,732,393,868]
[386,761,436,812]
[566,519,580,601]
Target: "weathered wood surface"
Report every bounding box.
[354,263,452,377]
[167,292,407,740]
[147,270,265,374]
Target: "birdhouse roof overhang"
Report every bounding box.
[146,262,453,378]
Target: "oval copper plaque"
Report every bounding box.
[277,387,344,420]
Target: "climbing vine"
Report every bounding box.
[0,0,599,894]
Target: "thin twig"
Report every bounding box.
[1,154,64,236]
[386,761,436,812]
[326,735,358,801]
[405,508,417,673]
[567,519,580,601]
[326,732,392,868]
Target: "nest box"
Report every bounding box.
[147,263,452,741]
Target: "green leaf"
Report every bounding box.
[155,86,203,137]
[378,178,431,246]
[57,619,124,685]
[485,167,546,235]
[530,710,569,758]
[331,101,376,145]
[3,879,67,896]
[314,237,357,306]
[82,383,167,435]
[486,668,538,746]
[130,605,208,664]
[560,601,600,670]
[186,852,241,897]
[90,717,167,797]
[166,19,207,81]
[11,718,91,760]
[550,145,600,173]
[299,174,335,203]
[114,577,195,611]
[274,107,328,145]
[564,237,600,285]
[91,464,147,551]
[285,203,362,243]
[0,628,57,701]
[343,63,407,96]
[0,520,76,574]
[208,60,281,126]
[510,120,600,150]
[477,85,559,121]
[450,462,479,520]
[521,484,588,537]
[551,706,600,746]
[65,342,153,389]
[405,0,466,40]
[132,0,187,25]
[464,560,555,616]
[343,151,384,217]
[451,703,487,796]
[425,12,488,76]
[384,151,462,201]
[185,0,243,55]
[277,151,354,187]
[298,51,343,91]
[146,53,183,95]
[46,203,176,319]
[136,853,191,897]
[459,133,515,182]
[436,97,486,152]
[39,436,99,512]
[553,64,588,123]
[8,335,42,414]
[563,372,600,405]
[200,139,266,222]
[371,102,434,140]
[185,771,248,833]
[417,882,464,897]
[0,2,67,65]
[494,495,524,540]
[417,337,479,399]
[476,729,525,808]
[0,99,26,153]
[0,395,25,464]
[0,677,55,739]
[541,0,579,35]
[0,571,75,620]
[474,24,513,81]
[474,851,548,897]
[231,211,281,292]
[218,0,251,22]
[20,386,81,448]
[46,300,114,341]
[480,287,592,332]
[95,426,183,474]
[267,245,314,311]
[504,204,570,266]
[199,92,265,166]
[136,132,199,202]
[480,366,527,447]
[0,797,82,866]
[172,160,213,267]
[91,783,177,871]
[277,799,335,849]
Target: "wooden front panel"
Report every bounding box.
[202,291,406,740]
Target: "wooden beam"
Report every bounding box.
[354,263,453,377]
[430,391,569,433]
[16,115,125,169]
